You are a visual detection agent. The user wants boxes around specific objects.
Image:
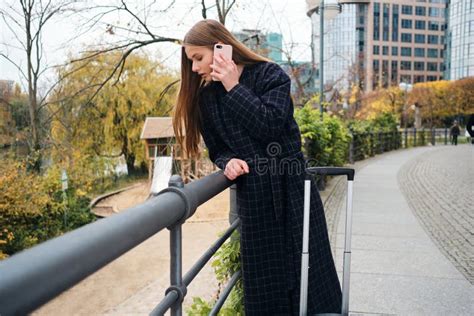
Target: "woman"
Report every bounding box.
[173,19,341,315]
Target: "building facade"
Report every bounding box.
[234,30,283,63]
[308,0,448,92]
[445,0,474,80]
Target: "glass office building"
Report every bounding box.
[308,0,448,92]
[445,0,474,79]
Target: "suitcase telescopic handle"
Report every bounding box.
[306,167,355,181]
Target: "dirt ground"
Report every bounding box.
[34,184,231,315]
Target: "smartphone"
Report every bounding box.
[213,43,233,60]
[212,44,233,81]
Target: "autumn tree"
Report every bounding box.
[356,86,404,121]
[50,51,178,177]
[410,80,455,128]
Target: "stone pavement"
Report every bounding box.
[333,145,474,315]
[399,145,473,284]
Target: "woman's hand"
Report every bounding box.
[224,158,250,181]
[210,55,240,92]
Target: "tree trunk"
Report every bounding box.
[25,10,42,172]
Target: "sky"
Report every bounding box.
[0,0,313,90]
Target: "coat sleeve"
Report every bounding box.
[200,122,235,170]
[221,62,292,142]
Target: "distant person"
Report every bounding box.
[467,114,474,145]
[450,121,460,146]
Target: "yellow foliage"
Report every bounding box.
[49,50,178,181]
[0,162,50,217]
[356,87,404,121]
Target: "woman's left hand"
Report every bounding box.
[210,55,240,92]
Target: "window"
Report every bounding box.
[414,62,425,71]
[382,60,389,87]
[374,45,380,55]
[374,2,380,40]
[415,20,426,29]
[427,76,437,81]
[401,47,412,56]
[427,62,438,71]
[400,75,412,83]
[373,60,380,71]
[401,19,412,29]
[391,60,398,82]
[428,35,439,44]
[383,46,389,55]
[415,48,425,57]
[401,33,412,43]
[415,34,426,43]
[401,61,412,70]
[428,21,440,31]
[427,48,438,58]
[402,5,412,15]
[429,7,439,17]
[414,75,425,83]
[392,5,399,41]
[415,6,426,16]
[383,4,390,41]
[392,46,399,56]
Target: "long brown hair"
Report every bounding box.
[173,19,270,159]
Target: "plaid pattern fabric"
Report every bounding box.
[199,62,341,315]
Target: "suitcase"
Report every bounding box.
[299,167,355,316]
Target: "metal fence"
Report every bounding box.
[0,171,240,316]
[399,128,465,148]
[348,128,467,164]
[349,131,402,163]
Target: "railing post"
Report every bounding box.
[414,128,417,147]
[404,128,408,148]
[431,128,435,146]
[229,184,240,239]
[445,127,448,145]
[168,175,185,316]
[382,132,386,153]
[377,132,382,154]
[349,133,354,164]
[370,132,374,156]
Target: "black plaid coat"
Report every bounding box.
[199,62,341,315]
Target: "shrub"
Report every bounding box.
[187,231,243,315]
[294,104,350,167]
[0,160,96,258]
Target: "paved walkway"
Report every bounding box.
[334,145,473,315]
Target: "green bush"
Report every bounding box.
[0,161,96,258]
[294,104,350,167]
[187,231,243,315]
[346,113,401,159]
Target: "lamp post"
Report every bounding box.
[307,0,342,120]
[399,82,413,129]
[61,170,69,227]
[399,82,413,148]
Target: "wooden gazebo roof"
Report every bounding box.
[140,117,174,140]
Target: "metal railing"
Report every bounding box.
[349,131,402,163]
[400,127,467,148]
[0,171,240,316]
[348,127,468,164]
